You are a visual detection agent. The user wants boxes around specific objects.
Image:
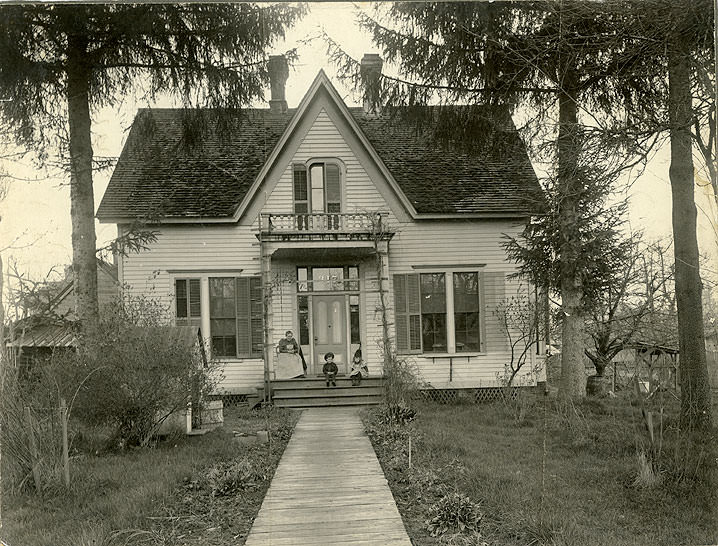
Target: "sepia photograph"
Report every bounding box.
[0,2,717,545]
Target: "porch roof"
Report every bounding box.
[269,245,377,262]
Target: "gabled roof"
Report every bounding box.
[6,259,119,349]
[49,259,118,314]
[97,72,542,223]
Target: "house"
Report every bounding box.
[96,54,546,400]
[7,259,121,368]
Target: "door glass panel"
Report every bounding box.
[331,300,343,344]
[347,266,359,290]
[350,295,360,343]
[316,300,328,344]
[297,267,308,292]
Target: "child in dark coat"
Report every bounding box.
[322,352,338,387]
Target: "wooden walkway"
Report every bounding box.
[244,407,412,545]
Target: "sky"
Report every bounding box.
[1,2,717,287]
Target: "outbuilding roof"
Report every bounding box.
[97,91,541,222]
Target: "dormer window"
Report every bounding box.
[293,161,342,214]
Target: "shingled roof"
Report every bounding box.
[97,102,541,221]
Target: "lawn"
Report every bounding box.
[364,393,718,546]
[0,405,299,546]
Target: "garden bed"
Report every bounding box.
[1,405,299,546]
[362,394,717,546]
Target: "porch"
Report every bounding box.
[258,212,393,388]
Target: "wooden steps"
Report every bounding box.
[271,377,384,408]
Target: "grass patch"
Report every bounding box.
[363,393,718,546]
[1,405,299,546]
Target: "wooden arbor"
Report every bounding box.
[632,342,679,393]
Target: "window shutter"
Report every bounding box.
[393,274,421,353]
[482,272,507,352]
[236,277,252,356]
[406,274,422,351]
[325,164,341,212]
[188,279,201,330]
[394,275,408,352]
[293,165,308,213]
[176,279,201,329]
[250,277,263,357]
[175,279,188,321]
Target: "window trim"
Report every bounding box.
[394,268,486,356]
[208,276,263,360]
[292,158,345,214]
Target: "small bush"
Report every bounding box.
[204,459,260,497]
[425,492,483,537]
[378,404,417,426]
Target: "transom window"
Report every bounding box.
[297,266,359,292]
[293,162,342,214]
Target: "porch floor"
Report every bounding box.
[244,407,412,545]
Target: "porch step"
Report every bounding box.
[274,395,382,408]
[270,377,384,408]
[271,377,384,389]
[274,386,383,398]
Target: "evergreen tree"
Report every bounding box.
[0,4,304,325]
[326,1,658,398]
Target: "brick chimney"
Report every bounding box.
[268,55,288,113]
[360,53,383,115]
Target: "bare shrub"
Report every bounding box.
[380,343,425,424]
[65,297,220,447]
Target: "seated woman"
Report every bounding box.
[278,330,307,377]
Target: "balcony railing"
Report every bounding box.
[260,212,387,234]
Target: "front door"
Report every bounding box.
[312,294,347,374]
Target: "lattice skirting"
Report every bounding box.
[419,386,536,404]
[220,393,249,406]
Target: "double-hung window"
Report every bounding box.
[453,272,481,352]
[394,271,484,354]
[420,273,447,353]
[209,277,263,358]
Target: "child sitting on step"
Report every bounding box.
[349,349,369,386]
[322,352,338,387]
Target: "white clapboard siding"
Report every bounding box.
[362,258,387,377]
[262,109,395,217]
[389,219,525,272]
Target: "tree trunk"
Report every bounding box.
[557,65,586,398]
[668,38,713,430]
[66,27,99,326]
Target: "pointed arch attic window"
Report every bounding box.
[293,162,342,229]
